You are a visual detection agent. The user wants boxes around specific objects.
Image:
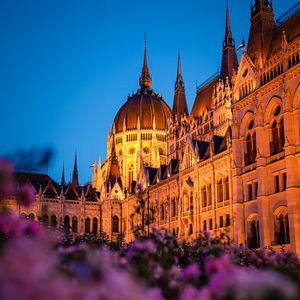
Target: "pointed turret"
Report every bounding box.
[72,153,79,188]
[172,51,189,121]
[60,163,65,186]
[248,0,275,67]
[220,2,238,80]
[139,34,152,89]
[106,138,122,190]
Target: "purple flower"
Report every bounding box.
[16,184,35,207]
[182,263,200,280]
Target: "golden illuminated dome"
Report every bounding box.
[114,89,172,133]
[113,39,171,133]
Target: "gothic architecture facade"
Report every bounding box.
[4,1,300,255]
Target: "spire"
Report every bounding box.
[223,1,234,49]
[72,153,79,188]
[60,163,65,186]
[175,50,184,89]
[172,51,189,121]
[220,1,238,80]
[139,33,152,89]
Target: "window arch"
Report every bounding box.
[50,215,57,228]
[224,177,230,200]
[85,217,91,233]
[112,216,119,233]
[217,179,223,202]
[92,218,98,233]
[72,216,78,233]
[274,209,290,245]
[171,198,176,217]
[160,204,165,220]
[248,217,260,249]
[244,119,256,166]
[42,214,49,226]
[64,215,70,232]
[28,213,35,221]
[270,117,285,155]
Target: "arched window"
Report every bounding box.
[42,214,49,226]
[112,216,119,233]
[270,110,285,155]
[85,217,91,233]
[160,204,165,220]
[171,199,176,217]
[72,216,78,233]
[207,184,212,206]
[189,192,193,210]
[244,120,256,166]
[201,186,207,207]
[92,218,98,233]
[278,118,285,152]
[28,213,35,221]
[64,216,70,232]
[217,180,223,202]
[248,219,260,249]
[20,213,27,219]
[50,215,57,228]
[224,177,229,200]
[275,213,290,245]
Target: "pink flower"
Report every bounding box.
[16,184,35,207]
[0,159,14,199]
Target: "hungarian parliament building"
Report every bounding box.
[4,1,300,255]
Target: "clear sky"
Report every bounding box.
[0,0,294,184]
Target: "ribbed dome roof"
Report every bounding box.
[114,88,172,133]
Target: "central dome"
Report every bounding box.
[113,41,171,133]
[114,89,172,133]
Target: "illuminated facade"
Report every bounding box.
[4,1,300,255]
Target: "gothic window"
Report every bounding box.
[253,182,258,199]
[171,199,176,217]
[189,192,193,210]
[85,217,91,233]
[248,218,260,249]
[20,213,26,219]
[217,180,223,202]
[274,212,290,245]
[224,177,229,200]
[64,216,70,232]
[50,215,57,228]
[160,204,165,220]
[72,216,78,233]
[274,175,280,193]
[112,216,119,233]
[201,186,207,207]
[244,120,256,166]
[207,184,212,206]
[209,218,213,230]
[219,215,224,228]
[270,107,285,155]
[203,220,207,230]
[282,173,287,191]
[92,218,98,233]
[28,213,35,221]
[42,214,49,226]
[247,183,253,201]
[225,214,230,226]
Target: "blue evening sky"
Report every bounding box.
[0,0,293,183]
